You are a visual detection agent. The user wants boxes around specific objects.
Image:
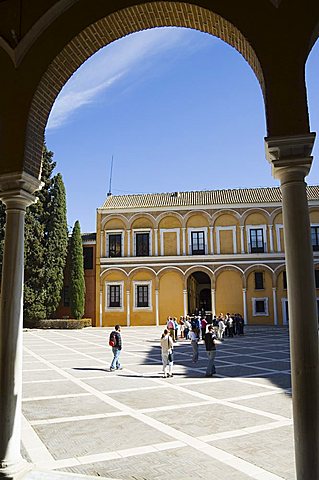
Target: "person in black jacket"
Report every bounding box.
[204,325,217,377]
[109,325,123,371]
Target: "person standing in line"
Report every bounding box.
[109,325,123,371]
[189,328,199,363]
[184,317,191,340]
[160,329,174,378]
[167,316,175,341]
[204,325,218,377]
[173,317,179,342]
[201,316,207,340]
[218,315,225,341]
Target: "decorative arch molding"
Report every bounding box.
[214,264,244,287]
[101,214,129,230]
[157,266,185,280]
[24,1,265,177]
[155,211,184,228]
[129,212,156,228]
[211,209,241,225]
[244,263,275,287]
[184,265,214,289]
[269,207,283,224]
[100,267,128,280]
[241,207,271,224]
[128,266,157,278]
[184,209,212,226]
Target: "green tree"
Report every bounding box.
[70,220,85,319]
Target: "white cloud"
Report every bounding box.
[47,27,193,130]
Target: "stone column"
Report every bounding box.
[242,288,248,324]
[266,133,319,479]
[183,289,188,317]
[211,289,216,316]
[99,289,103,327]
[268,224,274,253]
[126,290,130,327]
[272,287,278,326]
[154,228,158,256]
[0,172,42,478]
[127,229,131,257]
[182,228,186,256]
[209,226,214,254]
[240,226,245,254]
[155,290,159,326]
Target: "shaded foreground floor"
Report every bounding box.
[22,326,294,480]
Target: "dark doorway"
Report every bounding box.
[187,271,211,315]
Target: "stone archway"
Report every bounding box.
[187,271,212,316]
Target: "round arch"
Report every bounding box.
[244,263,275,287]
[155,211,184,228]
[184,265,214,285]
[157,266,185,280]
[129,212,156,229]
[184,210,212,226]
[214,264,244,287]
[211,209,241,225]
[269,207,283,224]
[128,266,157,278]
[241,207,271,224]
[101,214,129,230]
[24,1,265,177]
[100,267,128,281]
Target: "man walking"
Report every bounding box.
[109,325,123,371]
[204,325,217,377]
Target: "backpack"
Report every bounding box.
[109,332,116,347]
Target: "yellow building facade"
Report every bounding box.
[96,187,319,327]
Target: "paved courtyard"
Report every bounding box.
[22,326,295,480]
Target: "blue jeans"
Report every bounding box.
[110,347,121,369]
[191,341,198,363]
[206,350,216,376]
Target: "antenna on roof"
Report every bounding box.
[107,155,114,197]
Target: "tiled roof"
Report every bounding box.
[100,186,319,210]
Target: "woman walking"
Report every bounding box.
[160,329,174,378]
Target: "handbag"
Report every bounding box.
[168,337,173,363]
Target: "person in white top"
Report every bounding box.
[189,329,199,363]
[160,329,174,378]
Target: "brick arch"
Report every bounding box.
[25,1,265,177]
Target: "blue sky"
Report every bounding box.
[46,27,319,233]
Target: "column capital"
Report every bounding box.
[265,133,316,181]
[0,171,43,210]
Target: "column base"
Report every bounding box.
[0,459,33,479]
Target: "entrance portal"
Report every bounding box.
[187,271,211,315]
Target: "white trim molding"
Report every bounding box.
[160,228,181,256]
[188,227,208,255]
[133,280,153,311]
[252,297,269,316]
[105,230,124,258]
[275,224,284,252]
[215,226,237,254]
[246,224,268,253]
[105,281,124,312]
[133,228,153,256]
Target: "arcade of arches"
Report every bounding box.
[0,2,319,479]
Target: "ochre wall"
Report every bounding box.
[163,231,177,256]
[276,269,287,325]
[159,271,184,324]
[130,270,156,326]
[215,270,243,316]
[101,270,127,327]
[186,213,209,228]
[246,270,273,325]
[219,230,234,254]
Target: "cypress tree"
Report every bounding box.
[70,220,85,319]
[43,173,68,318]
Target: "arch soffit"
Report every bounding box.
[241,208,271,224]
[155,211,184,228]
[211,209,241,225]
[129,212,156,229]
[24,1,265,177]
[184,210,212,226]
[101,214,129,230]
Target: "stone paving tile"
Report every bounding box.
[146,403,273,437]
[81,375,160,391]
[251,360,291,371]
[22,380,87,399]
[60,446,250,479]
[33,416,173,460]
[23,370,66,382]
[108,386,203,410]
[211,425,295,479]
[182,378,278,399]
[216,365,273,377]
[65,368,110,378]
[252,351,290,360]
[23,395,119,421]
[248,373,291,390]
[233,392,292,418]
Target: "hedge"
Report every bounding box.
[24,318,92,329]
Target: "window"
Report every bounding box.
[83,246,93,269]
[133,281,152,310]
[136,285,149,307]
[311,226,319,251]
[63,286,70,307]
[108,233,122,257]
[254,272,264,290]
[283,271,287,290]
[315,270,319,289]
[249,228,265,253]
[106,282,124,311]
[136,233,150,256]
[191,231,205,255]
[252,297,269,316]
